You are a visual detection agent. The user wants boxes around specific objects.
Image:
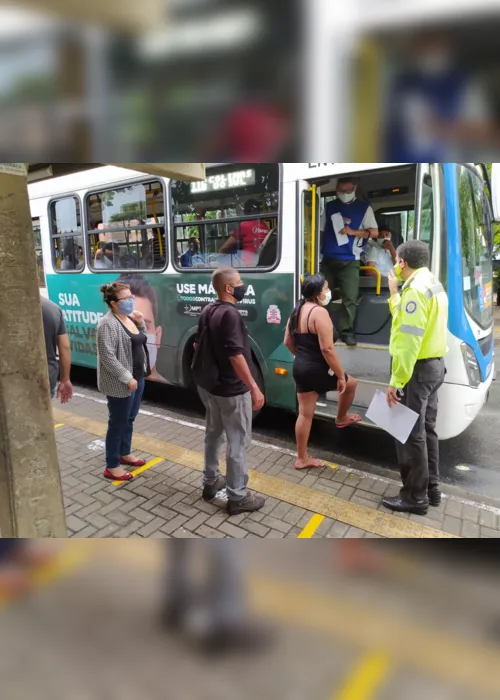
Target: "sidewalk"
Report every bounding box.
[1,541,500,699]
[52,388,500,539]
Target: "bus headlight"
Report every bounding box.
[461,343,481,388]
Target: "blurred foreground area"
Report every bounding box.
[2,0,500,160]
[2,540,500,699]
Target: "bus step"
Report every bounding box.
[314,401,380,431]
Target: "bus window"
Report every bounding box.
[457,165,494,330]
[419,171,434,247]
[170,164,280,270]
[49,197,84,273]
[32,218,45,288]
[86,181,166,272]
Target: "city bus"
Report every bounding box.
[30,162,495,440]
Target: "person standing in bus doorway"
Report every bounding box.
[382,241,448,516]
[321,177,378,346]
[193,267,266,516]
[97,282,151,483]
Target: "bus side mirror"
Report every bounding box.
[490,164,500,222]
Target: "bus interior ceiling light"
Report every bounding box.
[138,8,262,59]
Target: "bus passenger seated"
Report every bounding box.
[364,225,397,279]
[219,199,270,267]
[180,237,203,268]
[139,244,153,269]
[94,243,116,269]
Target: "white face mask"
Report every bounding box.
[337,191,356,204]
[420,52,452,77]
[320,290,332,307]
[146,333,158,369]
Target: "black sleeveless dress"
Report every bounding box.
[292,307,348,394]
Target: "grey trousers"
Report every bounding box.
[198,388,252,502]
[396,358,446,504]
[167,540,244,627]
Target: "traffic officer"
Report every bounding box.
[382,240,448,516]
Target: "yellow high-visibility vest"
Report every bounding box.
[389,267,448,389]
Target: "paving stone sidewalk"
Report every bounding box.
[54,389,500,539]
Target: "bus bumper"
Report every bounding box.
[437,373,494,440]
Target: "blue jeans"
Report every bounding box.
[106,379,145,469]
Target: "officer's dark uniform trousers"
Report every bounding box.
[396,357,446,504]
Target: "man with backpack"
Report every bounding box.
[192,267,266,516]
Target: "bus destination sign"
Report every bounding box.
[190,169,256,194]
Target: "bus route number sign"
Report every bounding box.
[190,169,256,194]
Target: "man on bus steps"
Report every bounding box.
[382,241,448,516]
[320,177,378,347]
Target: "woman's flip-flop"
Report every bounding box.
[336,414,362,430]
[294,458,325,470]
[120,458,147,467]
[104,469,134,482]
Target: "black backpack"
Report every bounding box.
[191,305,220,393]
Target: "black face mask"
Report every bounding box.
[232,284,247,302]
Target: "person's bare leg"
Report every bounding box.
[336,377,360,426]
[295,392,323,469]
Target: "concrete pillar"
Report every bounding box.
[0,166,66,537]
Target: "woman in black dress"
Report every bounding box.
[285,274,360,469]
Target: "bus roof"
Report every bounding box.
[28,165,156,201]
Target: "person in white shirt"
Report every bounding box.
[364,225,397,279]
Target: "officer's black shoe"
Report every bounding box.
[203,476,227,502]
[382,496,428,516]
[428,489,442,507]
[342,333,357,347]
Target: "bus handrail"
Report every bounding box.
[360,266,381,296]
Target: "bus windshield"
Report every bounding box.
[457,165,494,331]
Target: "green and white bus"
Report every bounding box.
[32,162,496,440]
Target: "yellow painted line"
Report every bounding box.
[335,652,392,700]
[54,424,64,429]
[0,542,94,609]
[105,544,500,697]
[53,408,457,539]
[112,457,165,486]
[298,514,324,539]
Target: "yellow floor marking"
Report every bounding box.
[103,544,500,697]
[0,542,94,609]
[54,424,64,429]
[53,408,458,539]
[335,652,392,700]
[112,457,165,486]
[298,514,324,539]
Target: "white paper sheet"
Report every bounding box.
[332,213,349,247]
[366,390,419,445]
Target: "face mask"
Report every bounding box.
[232,284,248,303]
[320,290,332,307]
[146,333,158,368]
[337,191,356,204]
[118,298,134,316]
[393,263,404,282]
[420,53,452,76]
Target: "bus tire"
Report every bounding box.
[185,341,265,421]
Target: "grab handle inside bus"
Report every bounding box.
[360,266,381,296]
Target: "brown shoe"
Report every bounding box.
[227,492,265,516]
